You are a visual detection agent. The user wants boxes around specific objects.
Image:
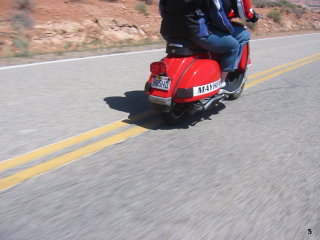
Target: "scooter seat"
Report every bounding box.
[166,39,207,56]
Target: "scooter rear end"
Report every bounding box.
[145,40,249,125]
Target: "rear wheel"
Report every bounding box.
[161,103,186,125]
[228,79,245,100]
[224,72,246,100]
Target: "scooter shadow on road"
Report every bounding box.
[173,102,226,129]
[104,90,226,130]
[104,90,149,118]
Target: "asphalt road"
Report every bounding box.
[0,33,320,240]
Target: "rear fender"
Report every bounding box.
[173,59,221,103]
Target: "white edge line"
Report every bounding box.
[0,48,165,71]
[252,32,320,41]
[0,33,319,71]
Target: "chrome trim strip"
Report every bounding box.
[148,95,172,106]
[168,43,183,48]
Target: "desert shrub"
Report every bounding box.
[245,21,257,30]
[12,36,29,56]
[12,0,33,10]
[279,0,305,18]
[278,0,297,9]
[311,23,319,30]
[140,0,154,5]
[88,38,102,46]
[135,3,148,15]
[252,0,306,18]
[267,9,282,24]
[11,13,33,29]
[100,0,118,2]
[293,7,305,18]
[64,42,72,49]
[282,6,305,17]
[252,0,281,8]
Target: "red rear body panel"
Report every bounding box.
[146,54,221,103]
[173,59,221,102]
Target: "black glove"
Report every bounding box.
[248,10,259,23]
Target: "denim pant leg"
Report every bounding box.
[194,29,240,71]
[232,26,250,69]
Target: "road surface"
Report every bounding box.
[0,33,319,240]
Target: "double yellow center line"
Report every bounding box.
[0,112,161,191]
[1,53,319,191]
[245,53,320,88]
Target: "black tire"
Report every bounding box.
[228,80,245,100]
[161,103,187,125]
[224,72,246,100]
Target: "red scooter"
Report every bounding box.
[145,26,250,125]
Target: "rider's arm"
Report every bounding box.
[233,0,259,22]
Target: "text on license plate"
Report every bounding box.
[151,76,171,91]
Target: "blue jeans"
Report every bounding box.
[194,26,250,71]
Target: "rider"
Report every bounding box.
[159,0,259,83]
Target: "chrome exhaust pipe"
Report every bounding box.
[203,94,225,110]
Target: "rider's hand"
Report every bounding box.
[248,10,259,23]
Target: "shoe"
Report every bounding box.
[220,81,226,88]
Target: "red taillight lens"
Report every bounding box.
[150,61,167,75]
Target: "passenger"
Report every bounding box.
[159,0,259,82]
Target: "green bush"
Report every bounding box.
[135,3,147,15]
[11,13,33,29]
[245,21,258,31]
[282,6,305,17]
[12,0,33,10]
[140,0,154,5]
[252,0,306,18]
[279,0,305,18]
[13,36,29,56]
[279,0,297,9]
[267,9,282,24]
[252,0,281,8]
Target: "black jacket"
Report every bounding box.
[159,0,210,40]
[159,0,244,40]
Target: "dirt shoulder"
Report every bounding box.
[0,30,319,67]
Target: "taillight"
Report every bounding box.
[150,61,167,75]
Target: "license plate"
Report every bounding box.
[151,76,171,91]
